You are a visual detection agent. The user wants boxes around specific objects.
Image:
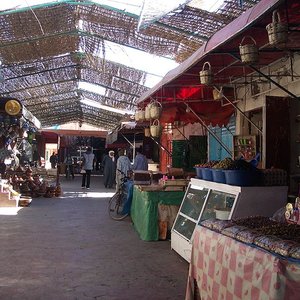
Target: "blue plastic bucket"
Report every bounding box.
[212,169,226,183]
[202,168,213,181]
[224,169,260,186]
[195,167,203,179]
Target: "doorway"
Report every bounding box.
[45,143,58,169]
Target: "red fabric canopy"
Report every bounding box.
[159,101,234,127]
[138,0,300,127]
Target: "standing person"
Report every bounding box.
[64,154,74,179]
[0,159,6,178]
[132,147,148,171]
[81,147,95,189]
[33,150,41,167]
[102,150,116,189]
[116,148,132,191]
[49,152,57,169]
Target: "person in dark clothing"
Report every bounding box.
[64,154,74,179]
[0,159,6,177]
[132,147,148,171]
[33,150,41,167]
[102,150,116,188]
[49,152,58,169]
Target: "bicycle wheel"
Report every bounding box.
[108,192,129,220]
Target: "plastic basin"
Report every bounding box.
[224,169,260,186]
[195,167,203,179]
[212,169,226,183]
[202,168,213,181]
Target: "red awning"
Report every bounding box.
[137,0,300,126]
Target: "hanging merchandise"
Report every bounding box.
[134,109,145,122]
[145,102,152,120]
[150,119,162,138]
[150,101,162,119]
[266,10,288,46]
[239,36,259,64]
[213,87,223,100]
[199,61,213,85]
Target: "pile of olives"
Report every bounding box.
[211,157,256,170]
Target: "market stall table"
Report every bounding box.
[130,185,185,241]
[185,225,300,300]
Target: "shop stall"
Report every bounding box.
[0,98,60,205]
[171,177,288,262]
[130,169,190,241]
[185,219,300,299]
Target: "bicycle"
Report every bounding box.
[108,169,130,220]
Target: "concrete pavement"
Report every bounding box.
[0,174,189,300]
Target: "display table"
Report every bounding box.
[131,186,184,241]
[186,226,300,300]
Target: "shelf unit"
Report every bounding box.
[171,178,288,262]
[233,135,256,160]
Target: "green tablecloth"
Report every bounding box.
[131,186,185,241]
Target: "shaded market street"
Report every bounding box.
[0,174,188,300]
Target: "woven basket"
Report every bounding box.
[145,103,152,120]
[150,101,162,119]
[266,10,288,45]
[135,109,145,122]
[239,36,258,64]
[199,61,213,85]
[150,119,162,137]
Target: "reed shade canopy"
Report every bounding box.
[0,0,261,130]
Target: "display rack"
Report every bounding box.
[233,135,256,160]
[171,178,288,262]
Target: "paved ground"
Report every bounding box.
[0,174,189,300]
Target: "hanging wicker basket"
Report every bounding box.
[144,127,151,137]
[239,36,259,64]
[145,102,152,120]
[213,87,223,100]
[150,101,162,119]
[199,61,213,85]
[266,10,288,45]
[150,119,162,138]
[135,109,145,122]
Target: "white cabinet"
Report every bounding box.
[171,178,288,262]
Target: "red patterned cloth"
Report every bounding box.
[186,226,300,300]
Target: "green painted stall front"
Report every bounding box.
[131,186,185,241]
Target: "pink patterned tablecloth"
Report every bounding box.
[186,226,300,300]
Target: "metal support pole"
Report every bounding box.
[150,136,172,157]
[185,103,233,156]
[214,85,263,134]
[120,133,134,148]
[229,53,300,100]
[173,124,190,141]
